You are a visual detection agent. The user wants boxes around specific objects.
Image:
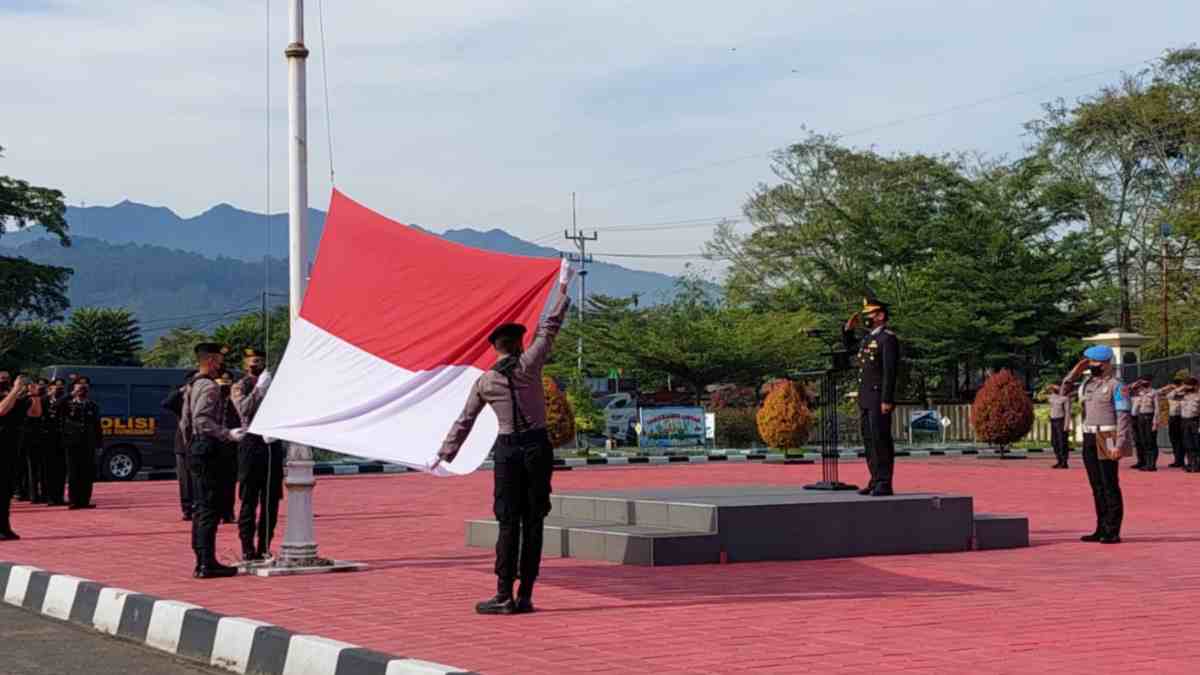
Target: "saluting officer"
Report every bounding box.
[843,295,901,496]
[1180,378,1200,473]
[437,278,572,615]
[41,378,68,507]
[56,376,102,510]
[1130,377,1159,471]
[232,348,283,561]
[1062,346,1132,544]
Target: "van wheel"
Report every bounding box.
[101,446,142,481]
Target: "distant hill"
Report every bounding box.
[5,200,696,345]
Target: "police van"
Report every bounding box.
[41,365,192,481]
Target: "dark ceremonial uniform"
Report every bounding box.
[1048,393,1072,468]
[181,372,239,576]
[440,292,571,613]
[162,379,194,519]
[0,397,31,537]
[57,397,102,509]
[233,371,283,560]
[40,393,67,505]
[843,316,900,495]
[19,398,50,503]
[217,390,240,523]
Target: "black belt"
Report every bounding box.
[497,428,548,444]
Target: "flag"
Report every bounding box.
[250,189,568,476]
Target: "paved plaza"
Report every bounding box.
[3,457,1198,674]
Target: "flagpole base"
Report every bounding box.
[252,442,364,578]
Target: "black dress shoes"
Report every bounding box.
[514,597,536,614]
[195,563,239,579]
[1080,532,1104,542]
[1100,535,1121,544]
[870,484,894,497]
[475,595,516,615]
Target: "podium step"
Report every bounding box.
[466,517,720,566]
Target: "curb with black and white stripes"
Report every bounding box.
[0,561,475,675]
[130,446,1058,481]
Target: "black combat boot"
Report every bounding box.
[476,580,516,615]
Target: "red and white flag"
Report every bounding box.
[250,190,570,476]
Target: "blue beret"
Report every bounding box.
[1084,345,1113,361]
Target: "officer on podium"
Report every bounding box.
[844,295,901,496]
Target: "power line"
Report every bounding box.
[591,252,725,260]
[317,0,336,187]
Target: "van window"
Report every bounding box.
[91,384,129,417]
[131,385,172,417]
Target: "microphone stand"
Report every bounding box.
[802,330,858,491]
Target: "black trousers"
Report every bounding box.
[189,453,221,561]
[41,435,65,504]
[492,429,553,598]
[66,442,95,507]
[13,441,28,499]
[0,443,13,533]
[23,433,44,503]
[859,404,895,486]
[1136,414,1157,467]
[1050,418,1069,465]
[217,442,238,521]
[1081,434,1123,537]
[175,452,192,517]
[237,439,283,554]
[1169,416,1185,465]
[1185,418,1200,469]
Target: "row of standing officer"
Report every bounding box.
[0,372,102,542]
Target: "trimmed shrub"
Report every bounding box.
[544,376,576,448]
[756,379,813,450]
[715,407,762,448]
[971,369,1034,447]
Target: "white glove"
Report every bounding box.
[229,428,247,442]
[254,370,273,391]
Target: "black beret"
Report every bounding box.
[488,323,527,345]
[194,342,226,356]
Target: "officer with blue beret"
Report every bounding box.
[1062,345,1131,544]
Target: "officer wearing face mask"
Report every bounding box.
[55,376,103,510]
[231,348,282,561]
[1062,346,1132,544]
[843,294,901,496]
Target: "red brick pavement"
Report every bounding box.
[3,458,1198,674]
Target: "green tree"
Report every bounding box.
[142,327,211,368]
[59,308,142,366]
[0,321,63,373]
[0,146,74,364]
[211,305,290,368]
[710,136,1103,398]
[553,279,820,403]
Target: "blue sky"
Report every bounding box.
[2,1,1198,275]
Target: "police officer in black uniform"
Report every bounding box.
[844,295,901,496]
[183,343,244,578]
[57,376,102,510]
[232,349,283,561]
[0,374,32,539]
[41,378,68,507]
[162,370,198,520]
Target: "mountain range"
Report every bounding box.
[2,200,691,344]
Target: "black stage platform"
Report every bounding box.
[466,486,1028,566]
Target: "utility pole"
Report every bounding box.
[563,192,596,378]
[1162,222,1172,355]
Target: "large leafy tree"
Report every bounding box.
[142,327,212,368]
[709,136,1104,397]
[58,307,142,366]
[210,305,290,368]
[0,146,74,362]
[549,279,820,403]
